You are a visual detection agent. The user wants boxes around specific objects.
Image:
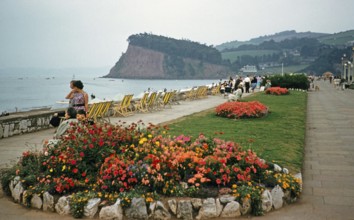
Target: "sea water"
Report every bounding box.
[0,68,221,113]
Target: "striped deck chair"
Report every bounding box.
[114,94,134,117]
[135,92,149,113]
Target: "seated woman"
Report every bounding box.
[44,108,78,147]
[54,107,78,139]
[228,84,243,102]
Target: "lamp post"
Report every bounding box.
[342,54,347,80]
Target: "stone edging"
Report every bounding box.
[8,173,302,219]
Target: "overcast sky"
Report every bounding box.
[0,0,353,69]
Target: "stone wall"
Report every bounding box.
[0,109,61,139]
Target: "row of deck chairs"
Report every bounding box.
[113,90,178,117]
[184,85,209,100]
[79,87,211,124]
[86,100,113,123]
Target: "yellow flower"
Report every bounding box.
[232,184,237,189]
[148,134,152,139]
[62,165,66,171]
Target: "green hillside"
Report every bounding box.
[318,30,354,46]
[222,50,280,63]
[216,30,328,51]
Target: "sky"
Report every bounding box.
[0,0,353,69]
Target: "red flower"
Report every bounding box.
[216,101,268,119]
[72,168,78,174]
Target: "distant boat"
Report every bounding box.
[18,78,23,80]
[45,77,50,80]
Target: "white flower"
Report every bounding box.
[282,168,289,174]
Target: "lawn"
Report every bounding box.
[166,91,307,173]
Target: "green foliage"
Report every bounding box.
[318,30,354,46]
[0,167,17,196]
[128,33,222,65]
[264,74,310,90]
[70,191,97,218]
[221,50,280,63]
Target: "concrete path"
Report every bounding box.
[1,82,354,220]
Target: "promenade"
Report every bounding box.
[1,82,354,219]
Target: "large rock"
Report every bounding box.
[9,176,21,196]
[240,197,251,215]
[55,196,71,215]
[196,198,222,220]
[99,199,123,220]
[220,201,241,218]
[191,198,202,209]
[273,164,282,172]
[219,195,236,204]
[12,181,24,203]
[167,199,177,215]
[261,189,273,212]
[43,192,55,212]
[84,198,101,218]
[31,194,42,209]
[125,197,148,220]
[149,201,171,220]
[177,200,193,220]
[271,185,284,210]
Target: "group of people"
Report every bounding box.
[219,75,264,102]
[49,80,90,140]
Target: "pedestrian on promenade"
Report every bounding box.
[243,75,251,93]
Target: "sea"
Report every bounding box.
[0,68,221,113]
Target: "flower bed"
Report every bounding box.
[265,87,289,95]
[1,121,301,218]
[215,101,268,119]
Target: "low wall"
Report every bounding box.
[0,109,62,139]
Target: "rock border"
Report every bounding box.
[7,172,302,219]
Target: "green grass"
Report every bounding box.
[166,91,307,173]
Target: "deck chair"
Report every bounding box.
[135,92,149,113]
[87,101,113,123]
[114,94,134,117]
[96,101,113,123]
[161,92,173,108]
[146,92,157,112]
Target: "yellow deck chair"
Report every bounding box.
[114,94,134,117]
[135,93,149,113]
[161,92,173,108]
[146,92,157,112]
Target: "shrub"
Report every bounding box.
[215,101,269,119]
[262,74,310,90]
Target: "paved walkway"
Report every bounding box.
[1,83,354,219]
